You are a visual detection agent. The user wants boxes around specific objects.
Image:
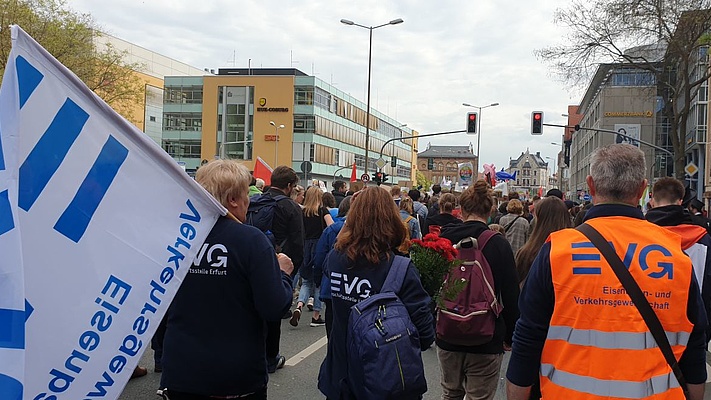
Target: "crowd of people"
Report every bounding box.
[144,143,711,400]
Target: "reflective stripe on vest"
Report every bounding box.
[546,325,691,350]
[541,364,680,399]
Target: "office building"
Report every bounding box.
[162,68,417,186]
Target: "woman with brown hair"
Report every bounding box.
[515,196,571,286]
[499,199,530,254]
[318,187,434,400]
[423,192,461,235]
[437,180,520,400]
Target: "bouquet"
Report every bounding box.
[409,233,463,305]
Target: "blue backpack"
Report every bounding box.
[346,256,427,400]
[246,193,288,249]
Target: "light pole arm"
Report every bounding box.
[542,123,672,155]
[333,165,352,182]
[379,130,466,160]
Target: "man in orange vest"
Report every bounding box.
[506,144,707,400]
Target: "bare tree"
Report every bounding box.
[537,0,711,178]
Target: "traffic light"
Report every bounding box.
[531,111,543,135]
[382,172,389,183]
[466,112,478,134]
[391,155,397,168]
[372,172,382,185]
[428,158,434,170]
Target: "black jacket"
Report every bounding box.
[438,221,520,353]
[332,190,346,207]
[691,212,711,236]
[266,187,304,274]
[423,212,462,235]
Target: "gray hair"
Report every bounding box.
[589,144,646,202]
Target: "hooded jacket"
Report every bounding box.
[646,204,711,342]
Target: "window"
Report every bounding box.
[610,69,656,86]
[164,85,203,104]
[217,86,253,161]
[163,112,202,131]
[149,116,156,122]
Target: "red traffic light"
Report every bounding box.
[533,113,542,120]
[469,114,476,120]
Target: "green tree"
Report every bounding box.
[536,0,711,178]
[0,0,145,120]
[416,171,433,192]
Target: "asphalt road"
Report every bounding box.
[118,317,511,400]
[119,318,711,399]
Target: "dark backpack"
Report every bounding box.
[246,193,288,249]
[347,256,427,400]
[436,230,503,346]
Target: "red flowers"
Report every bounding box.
[411,233,458,262]
[410,234,459,300]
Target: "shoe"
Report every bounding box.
[290,307,301,327]
[282,309,292,320]
[307,297,314,311]
[310,317,325,327]
[130,366,147,379]
[267,355,286,373]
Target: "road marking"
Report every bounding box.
[285,336,328,367]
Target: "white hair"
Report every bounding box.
[255,178,265,189]
[590,144,646,202]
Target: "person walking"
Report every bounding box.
[291,186,333,328]
[159,160,293,400]
[499,199,530,254]
[506,144,708,400]
[318,187,434,400]
[399,196,422,241]
[437,180,520,400]
[423,193,461,235]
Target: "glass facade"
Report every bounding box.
[162,76,204,171]
[217,86,254,161]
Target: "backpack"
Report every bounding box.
[347,256,427,400]
[246,193,288,249]
[436,230,503,346]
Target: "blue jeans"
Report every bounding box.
[297,278,322,312]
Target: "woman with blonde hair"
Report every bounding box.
[318,187,434,400]
[160,160,294,399]
[399,196,422,240]
[499,199,530,254]
[291,186,334,327]
[290,184,305,205]
[438,180,520,400]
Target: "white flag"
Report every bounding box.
[0,25,226,400]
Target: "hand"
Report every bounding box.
[503,342,512,352]
[277,253,294,275]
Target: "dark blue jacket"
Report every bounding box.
[161,217,293,396]
[314,218,345,301]
[506,204,708,387]
[318,249,435,399]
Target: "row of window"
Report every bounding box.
[163,139,201,158]
[609,69,656,87]
[164,112,202,131]
[165,86,203,104]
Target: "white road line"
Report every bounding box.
[285,335,328,367]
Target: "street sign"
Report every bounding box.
[375,157,387,169]
[300,161,312,173]
[361,173,370,182]
[583,194,591,201]
[685,161,699,176]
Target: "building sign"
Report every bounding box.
[604,111,653,118]
[256,97,289,112]
[265,134,279,141]
[614,124,641,147]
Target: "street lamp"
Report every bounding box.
[270,121,285,166]
[341,17,404,174]
[545,156,557,175]
[462,102,499,174]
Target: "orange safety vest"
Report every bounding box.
[542,216,694,400]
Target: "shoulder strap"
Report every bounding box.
[576,223,689,396]
[381,255,410,294]
[503,215,521,231]
[476,229,498,249]
[404,215,414,224]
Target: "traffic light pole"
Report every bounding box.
[378,129,467,165]
[543,124,672,155]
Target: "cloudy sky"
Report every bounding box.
[67,0,581,172]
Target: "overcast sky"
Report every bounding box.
[67,0,581,172]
